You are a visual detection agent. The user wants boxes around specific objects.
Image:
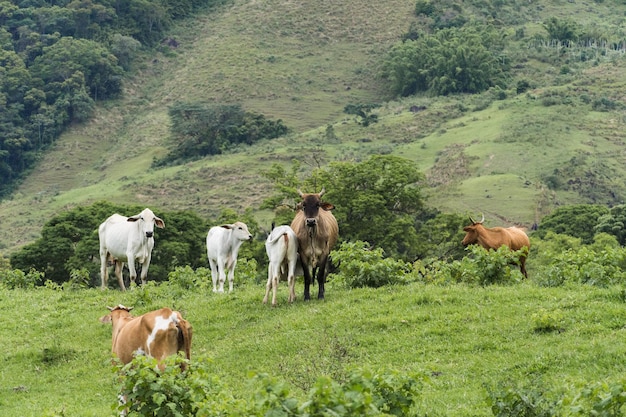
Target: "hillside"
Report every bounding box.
[2,0,626,256]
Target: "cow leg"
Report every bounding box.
[520,258,528,279]
[263,264,273,304]
[216,259,226,293]
[126,254,138,289]
[115,261,126,291]
[100,252,109,290]
[227,259,236,293]
[208,259,219,292]
[139,257,151,286]
[316,260,327,300]
[287,259,297,303]
[301,259,313,301]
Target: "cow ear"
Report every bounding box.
[220,224,233,229]
[321,202,335,211]
[155,217,165,228]
[99,314,112,324]
[295,202,303,211]
[127,215,140,223]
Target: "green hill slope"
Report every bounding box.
[2,0,626,256]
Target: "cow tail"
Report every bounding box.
[176,318,193,369]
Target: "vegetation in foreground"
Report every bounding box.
[3,247,626,416]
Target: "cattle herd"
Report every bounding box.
[99,190,531,411]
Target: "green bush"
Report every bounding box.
[0,268,43,289]
[115,355,423,416]
[329,241,411,288]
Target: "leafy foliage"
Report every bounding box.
[0,0,227,197]
[115,354,423,416]
[154,102,289,166]
[329,241,412,288]
[381,24,508,96]
[534,204,609,244]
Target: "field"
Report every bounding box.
[2,279,626,416]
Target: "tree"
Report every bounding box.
[263,155,427,261]
[382,24,507,97]
[594,205,626,246]
[30,36,123,101]
[535,204,609,244]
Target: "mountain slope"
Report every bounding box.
[2,0,626,256]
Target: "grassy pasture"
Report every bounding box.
[1,280,626,416]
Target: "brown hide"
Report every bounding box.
[290,189,339,300]
[102,305,192,369]
[462,218,531,278]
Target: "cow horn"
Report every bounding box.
[319,188,326,197]
[469,216,475,224]
[479,213,485,223]
[297,189,304,197]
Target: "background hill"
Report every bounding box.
[2,0,626,256]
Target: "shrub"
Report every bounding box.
[329,241,411,288]
[531,308,565,333]
[0,268,43,289]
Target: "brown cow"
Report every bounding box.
[290,188,339,300]
[100,305,192,369]
[462,214,531,278]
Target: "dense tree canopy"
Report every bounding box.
[535,204,609,244]
[0,0,227,197]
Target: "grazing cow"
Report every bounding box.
[99,208,165,291]
[100,305,192,369]
[290,188,339,300]
[462,214,531,278]
[263,224,299,306]
[206,221,253,293]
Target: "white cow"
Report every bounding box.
[206,221,252,293]
[99,208,165,291]
[263,225,298,306]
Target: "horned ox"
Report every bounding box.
[263,224,299,306]
[290,188,338,300]
[99,208,164,291]
[462,214,531,278]
[206,221,253,293]
[100,305,192,369]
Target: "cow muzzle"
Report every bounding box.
[145,231,154,238]
[306,218,317,228]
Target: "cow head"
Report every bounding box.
[297,188,335,228]
[127,208,165,238]
[99,304,133,324]
[462,214,485,246]
[221,221,253,242]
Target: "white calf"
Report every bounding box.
[206,222,253,293]
[263,225,298,306]
[99,208,165,291]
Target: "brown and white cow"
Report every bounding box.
[100,305,192,369]
[462,214,531,278]
[290,188,339,300]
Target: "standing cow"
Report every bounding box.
[462,214,531,278]
[206,221,253,293]
[291,188,338,300]
[263,224,299,306]
[99,208,165,291]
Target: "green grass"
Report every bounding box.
[2,280,626,416]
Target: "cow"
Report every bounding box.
[462,214,531,278]
[100,305,192,415]
[100,305,192,369]
[290,188,339,300]
[206,221,253,293]
[263,224,299,306]
[99,208,165,291]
